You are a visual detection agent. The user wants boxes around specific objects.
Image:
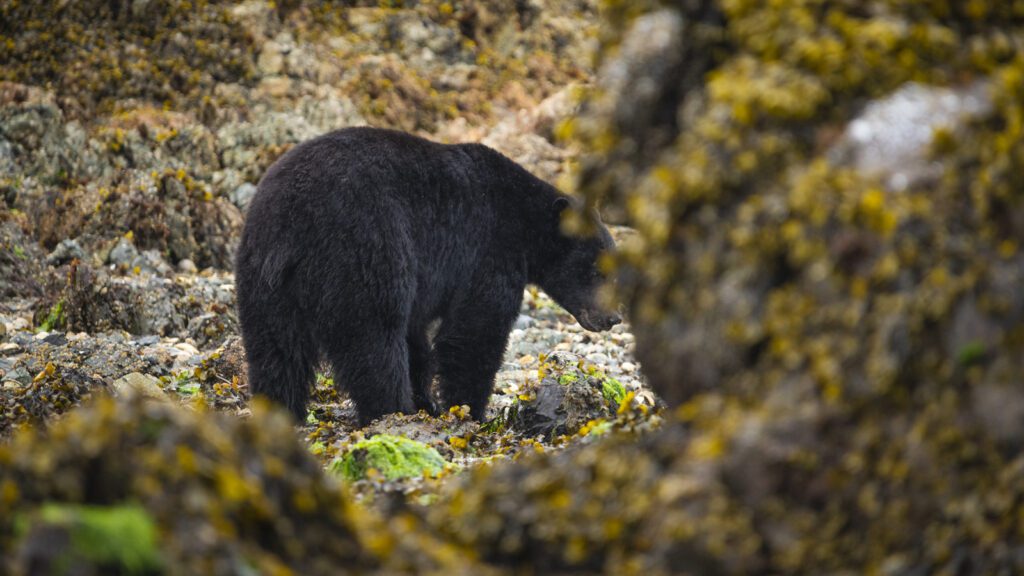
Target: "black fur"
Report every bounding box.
[236,127,620,424]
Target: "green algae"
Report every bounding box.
[600,377,626,406]
[16,503,162,574]
[332,434,448,482]
[37,299,65,332]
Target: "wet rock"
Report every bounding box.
[215,113,321,184]
[363,409,478,451]
[513,314,534,329]
[507,359,617,439]
[201,336,247,386]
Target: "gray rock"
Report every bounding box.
[230,183,258,210]
[509,375,608,439]
[514,314,534,330]
[829,81,993,191]
[46,239,86,266]
[108,238,140,268]
[111,372,166,399]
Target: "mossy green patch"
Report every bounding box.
[38,299,65,332]
[956,341,988,367]
[16,503,162,574]
[331,435,447,482]
[601,377,626,406]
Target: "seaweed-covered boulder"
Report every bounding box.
[331,435,449,482]
[579,0,1024,571]
[0,0,258,120]
[504,353,626,439]
[32,170,241,269]
[431,422,758,575]
[575,2,1024,412]
[0,395,479,574]
[429,2,1024,574]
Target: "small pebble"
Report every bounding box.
[178,259,198,273]
[0,342,22,355]
[174,342,200,356]
[514,314,534,329]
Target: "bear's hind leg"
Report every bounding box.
[241,306,318,422]
[324,331,416,426]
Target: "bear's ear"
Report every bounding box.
[552,197,571,215]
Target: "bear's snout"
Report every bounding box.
[577,308,622,332]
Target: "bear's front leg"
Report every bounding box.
[434,277,523,420]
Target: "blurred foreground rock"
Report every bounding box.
[0,395,482,575]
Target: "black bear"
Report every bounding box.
[236,127,621,424]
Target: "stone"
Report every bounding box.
[257,41,285,76]
[829,81,993,191]
[111,372,166,399]
[230,183,257,210]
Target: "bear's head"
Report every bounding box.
[537,197,622,332]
